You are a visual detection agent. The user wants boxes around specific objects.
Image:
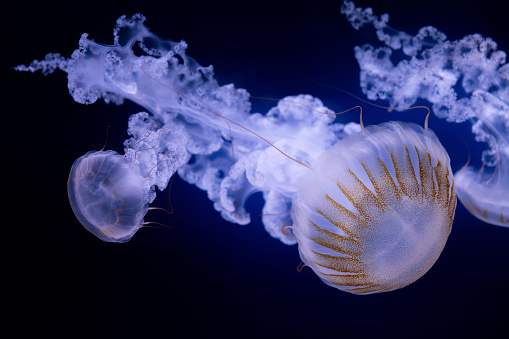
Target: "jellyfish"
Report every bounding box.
[292,121,456,294]
[17,11,457,293]
[67,150,151,243]
[341,0,509,227]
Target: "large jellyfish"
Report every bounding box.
[17,10,456,293]
[341,0,509,227]
[292,121,456,294]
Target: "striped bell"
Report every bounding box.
[291,121,456,294]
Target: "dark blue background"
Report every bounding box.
[6,0,508,336]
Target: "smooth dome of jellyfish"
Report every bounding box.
[455,166,508,227]
[291,121,456,294]
[341,0,509,228]
[67,150,152,243]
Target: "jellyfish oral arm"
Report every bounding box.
[342,0,509,228]
[17,14,362,244]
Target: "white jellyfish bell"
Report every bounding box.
[292,121,456,294]
[67,150,151,243]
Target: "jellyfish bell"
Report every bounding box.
[67,150,151,243]
[454,146,509,227]
[455,167,508,227]
[291,121,457,294]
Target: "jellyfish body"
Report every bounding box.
[291,121,456,294]
[67,150,151,243]
[455,165,509,227]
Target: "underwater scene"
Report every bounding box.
[7,0,508,336]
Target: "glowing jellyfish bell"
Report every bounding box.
[291,120,457,294]
[455,164,508,227]
[454,119,509,227]
[67,150,151,243]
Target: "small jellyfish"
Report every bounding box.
[67,150,151,243]
[291,121,456,294]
